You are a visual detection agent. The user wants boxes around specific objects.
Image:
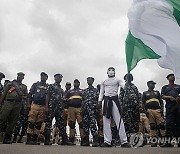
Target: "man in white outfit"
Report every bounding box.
[98,67,130,147]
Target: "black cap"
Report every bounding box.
[40,72,48,77]
[54,73,63,78]
[17,72,25,76]
[74,79,80,83]
[107,67,115,71]
[87,77,94,81]
[124,73,133,80]
[66,82,71,85]
[166,74,174,79]
[147,80,156,85]
[0,72,5,78]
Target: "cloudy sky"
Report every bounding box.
[0,0,179,93]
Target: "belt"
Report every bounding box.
[6,99,20,102]
[33,102,45,105]
[69,96,82,100]
[146,98,159,103]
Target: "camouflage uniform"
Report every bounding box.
[119,82,140,138]
[44,83,68,144]
[82,85,99,146]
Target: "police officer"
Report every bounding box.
[119,73,140,140]
[161,74,180,147]
[142,80,165,147]
[0,72,28,144]
[44,74,73,145]
[81,77,99,147]
[63,82,71,130]
[26,72,48,145]
[66,79,84,145]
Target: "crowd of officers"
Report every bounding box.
[0,71,179,148]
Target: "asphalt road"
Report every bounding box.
[0,143,179,154]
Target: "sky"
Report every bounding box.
[0,0,179,93]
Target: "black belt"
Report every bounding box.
[6,99,21,102]
[33,102,45,105]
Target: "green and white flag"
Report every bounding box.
[126,0,180,78]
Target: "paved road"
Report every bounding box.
[0,143,179,154]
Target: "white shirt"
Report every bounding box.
[98,77,124,101]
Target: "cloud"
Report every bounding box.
[0,0,179,92]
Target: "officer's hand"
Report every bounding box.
[96,101,102,110]
[27,104,31,111]
[169,96,176,101]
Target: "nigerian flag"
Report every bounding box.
[125,0,180,78]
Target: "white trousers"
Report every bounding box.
[103,101,127,145]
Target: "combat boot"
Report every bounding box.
[81,135,90,146]
[3,134,12,144]
[12,134,17,143]
[17,135,24,143]
[98,136,104,146]
[60,135,76,145]
[32,134,40,145]
[26,133,33,145]
[44,134,52,145]
[69,137,76,145]
[92,135,99,147]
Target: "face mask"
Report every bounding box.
[107,69,115,77]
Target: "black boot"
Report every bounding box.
[80,137,85,146]
[69,137,76,144]
[81,135,90,146]
[98,136,104,146]
[17,135,23,143]
[32,134,40,145]
[12,134,17,143]
[44,134,52,145]
[92,135,99,147]
[60,135,76,145]
[26,133,33,145]
[3,134,12,144]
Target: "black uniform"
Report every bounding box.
[161,84,180,137]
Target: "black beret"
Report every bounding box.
[74,79,80,83]
[166,74,174,79]
[17,72,25,76]
[66,82,71,85]
[147,80,156,85]
[87,77,94,81]
[40,72,48,77]
[54,73,63,78]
